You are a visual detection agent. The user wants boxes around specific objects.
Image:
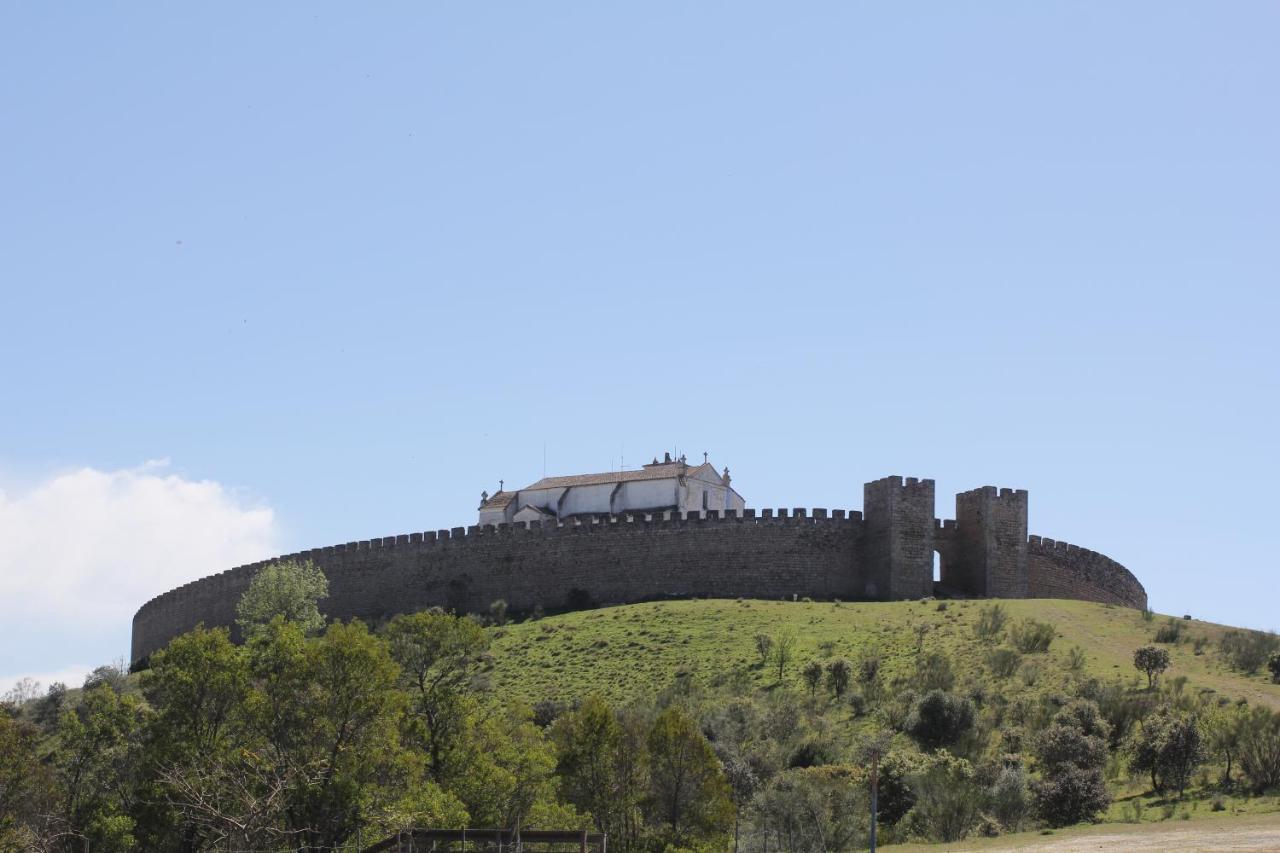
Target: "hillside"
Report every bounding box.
[486,598,1280,710]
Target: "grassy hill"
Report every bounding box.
[486,597,1280,711]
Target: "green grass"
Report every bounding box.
[486,597,1280,710]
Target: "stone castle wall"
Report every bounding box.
[131,487,1149,665]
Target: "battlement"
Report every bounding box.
[131,474,1146,664]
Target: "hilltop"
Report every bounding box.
[486,598,1280,710]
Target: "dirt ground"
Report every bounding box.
[902,812,1280,852]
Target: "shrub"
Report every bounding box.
[989,766,1032,832]
[488,598,508,626]
[1034,765,1110,827]
[975,603,1009,640]
[1153,618,1183,644]
[988,648,1022,679]
[1019,661,1043,687]
[906,754,982,841]
[754,633,774,665]
[1268,653,1280,684]
[1219,629,1280,675]
[913,651,956,693]
[1010,619,1055,654]
[1067,646,1087,671]
[1141,607,1154,622]
[1129,708,1206,796]
[1238,707,1280,793]
[906,690,976,751]
[801,659,823,698]
[1193,635,1208,655]
[825,658,852,698]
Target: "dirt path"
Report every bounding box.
[913,813,1280,851]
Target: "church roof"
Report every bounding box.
[522,461,690,491]
[480,490,516,509]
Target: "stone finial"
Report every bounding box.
[499,479,504,491]
[481,490,488,502]
[723,467,731,484]
[703,451,708,464]
[664,452,672,463]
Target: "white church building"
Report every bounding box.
[479,453,744,525]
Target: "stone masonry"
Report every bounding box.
[130,476,1147,665]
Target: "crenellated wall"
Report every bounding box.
[1026,535,1147,609]
[130,479,1149,665]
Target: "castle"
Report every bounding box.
[130,459,1147,665]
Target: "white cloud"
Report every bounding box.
[0,462,279,631]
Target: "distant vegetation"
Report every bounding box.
[5,563,1280,851]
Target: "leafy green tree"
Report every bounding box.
[906,753,981,841]
[1129,708,1206,796]
[244,618,406,848]
[235,559,329,638]
[0,714,57,849]
[1205,703,1249,785]
[552,695,641,843]
[752,765,867,851]
[1133,645,1170,689]
[384,610,490,785]
[646,706,734,847]
[1036,700,1111,775]
[143,626,249,759]
[51,683,149,852]
[988,766,1031,832]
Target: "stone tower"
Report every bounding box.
[949,486,1029,597]
[862,476,936,600]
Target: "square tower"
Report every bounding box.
[951,486,1029,598]
[862,476,936,600]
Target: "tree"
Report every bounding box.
[243,618,406,848]
[989,766,1031,832]
[1238,706,1280,793]
[0,714,57,849]
[1133,645,1170,689]
[384,610,490,785]
[905,691,975,751]
[552,695,640,843]
[235,559,329,638]
[752,765,867,851]
[1036,700,1111,775]
[800,660,823,699]
[907,753,982,842]
[645,706,734,846]
[1205,704,1249,785]
[1129,708,1206,796]
[770,629,796,683]
[824,659,852,699]
[50,683,149,852]
[1268,652,1280,684]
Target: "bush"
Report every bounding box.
[1034,765,1110,827]
[975,603,1009,640]
[488,599,508,626]
[1268,653,1280,684]
[1010,619,1055,654]
[754,633,774,665]
[1219,629,1280,675]
[906,690,976,751]
[1153,618,1183,644]
[1238,707,1280,793]
[825,658,852,698]
[906,754,982,842]
[989,766,1032,832]
[987,648,1022,679]
[801,659,824,697]
[913,651,956,693]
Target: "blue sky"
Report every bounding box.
[1,3,1277,690]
